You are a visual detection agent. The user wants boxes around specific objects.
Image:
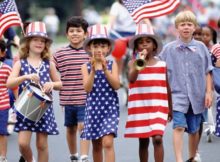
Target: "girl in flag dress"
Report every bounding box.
[81,24,120,162]
[0,39,14,162]
[6,21,62,162]
[124,23,172,162]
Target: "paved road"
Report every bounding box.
[7,43,220,162]
[7,87,220,162]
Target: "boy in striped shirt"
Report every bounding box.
[53,16,90,162]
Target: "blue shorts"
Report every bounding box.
[0,109,9,135]
[64,105,85,127]
[173,107,203,134]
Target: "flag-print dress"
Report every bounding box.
[81,60,120,140]
[14,59,59,135]
[125,60,169,138]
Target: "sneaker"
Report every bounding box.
[7,124,15,135]
[206,129,212,143]
[194,152,202,162]
[81,156,89,162]
[185,157,194,162]
[19,156,25,162]
[70,155,78,162]
[0,156,7,162]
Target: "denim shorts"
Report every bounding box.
[64,105,85,127]
[173,107,203,134]
[0,109,9,135]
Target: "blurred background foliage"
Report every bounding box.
[15,0,114,36]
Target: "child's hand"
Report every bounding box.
[101,54,107,71]
[215,59,220,67]
[167,111,173,122]
[205,91,213,108]
[90,55,96,71]
[27,73,40,83]
[139,49,148,59]
[42,82,54,93]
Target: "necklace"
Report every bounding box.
[27,60,43,76]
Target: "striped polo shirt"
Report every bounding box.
[0,62,11,110]
[53,45,89,106]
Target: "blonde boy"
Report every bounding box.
[159,10,213,162]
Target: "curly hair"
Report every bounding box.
[19,37,51,60]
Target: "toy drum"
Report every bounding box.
[14,83,52,124]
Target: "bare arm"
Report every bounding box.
[205,72,213,108]
[104,61,120,90]
[166,72,173,122]
[82,63,95,93]
[107,14,116,30]
[42,61,62,92]
[6,61,36,88]
[128,60,139,83]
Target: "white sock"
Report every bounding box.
[70,152,79,158]
[80,155,88,159]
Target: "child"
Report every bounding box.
[124,23,172,162]
[6,21,62,162]
[193,25,202,41]
[0,39,12,162]
[159,10,213,162]
[211,19,220,138]
[81,24,120,162]
[211,44,220,138]
[202,26,217,50]
[53,16,90,162]
[201,25,217,142]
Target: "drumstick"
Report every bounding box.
[38,83,45,96]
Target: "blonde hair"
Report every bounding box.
[174,10,197,28]
[19,37,51,60]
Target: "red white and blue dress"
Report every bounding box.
[125,60,169,138]
[14,59,59,135]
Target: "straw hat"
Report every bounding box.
[83,24,114,56]
[129,23,162,54]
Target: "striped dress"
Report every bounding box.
[125,60,169,138]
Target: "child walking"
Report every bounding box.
[6,21,62,162]
[81,24,120,162]
[53,16,90,162]
[159,10,213,162]
[0,39,13,162]
[211,19,220,138]
[124,23,172,162]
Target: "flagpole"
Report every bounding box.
[13,0,24,36]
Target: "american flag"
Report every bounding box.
[123,0,180,24]
[0,0,22,37]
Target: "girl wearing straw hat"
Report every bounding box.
[81,24,120,162]
[7,21,62,162]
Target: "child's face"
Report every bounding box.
[89,42,110,60]
[29,37,46,54]
[66,27,86,47]
[193,27,202,41]
[176,21,196,41]
[136,37,157,55]
[202,27,212,46]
